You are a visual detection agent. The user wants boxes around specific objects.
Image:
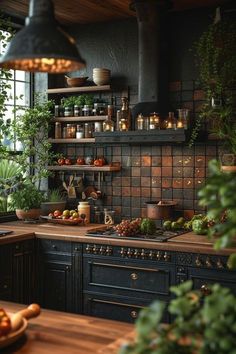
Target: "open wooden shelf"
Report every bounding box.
[94,129,188,144]
[47,85,111,94]
[52,116,107,122]
[48,138,95,144]
[47,164,121,172]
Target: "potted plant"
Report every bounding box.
[41,188,66,216]
[120,281,236,354]
[11,182,44,220]
[189,13,236,157]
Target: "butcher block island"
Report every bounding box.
[0,301,133,354]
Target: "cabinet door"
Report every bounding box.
[84,293,170,324]
[189,267,236,294]
[40,260,73,312]
[11,240,35,304]
[0,244,12,300]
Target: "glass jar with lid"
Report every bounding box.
[76,125,84,139]
[82,105,91,116]
[66,124,76,138]
[136,113,144,130]
[55,122,61,139]
[64,106,73,117]
[84,123,93,138]
[103,117,114,132]
[149,112,160,130]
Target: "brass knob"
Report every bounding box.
[52,244,56,249]
[99,246,105,254]
[106,246,112,255]
[163,252,170,262]
[3,284,8,289]
[201,284,211,296]
[140,249,146,258]
[205,257,212,268]
[66,266,70,271]
[130,273,138,280]
[127,248,133,257]
[216,258,224,269]
[195,256,201,267]
[149,251,154,259]
[134,249,140,258]
[93,245,98,254]
[120,248,126,257]
[130,310,138,319]
[74,247,79,251]
[85,245,91,253]
[156,251,162,260]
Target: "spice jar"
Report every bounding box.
[149,112,160,130]
[94,121,102,132]
[78,201,90,224]
[76,125,84,139]
[177,109,189,129]
[54,105,60,117]
[55,122,61,139]
[66,124,76,138]
[166,112,177,129]
[84,123,92,138]
[103,117,114,132]
[136,113,144,130]
[74,105,80,117]
[64,106,73,117]
[82,105,91,116]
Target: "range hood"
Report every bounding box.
[131,0,171,118]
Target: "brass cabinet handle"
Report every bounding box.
[131,310,138,319]
[92,262,160,272]
[201,284,211,296]
[92,298,143,309]
[130,272,138,280]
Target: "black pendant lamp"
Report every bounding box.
[0,0,85,73]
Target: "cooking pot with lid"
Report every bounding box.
[145,200,177,220]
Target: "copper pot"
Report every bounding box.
[145,201,177,220]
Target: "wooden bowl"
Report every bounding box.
[65,76,88,87]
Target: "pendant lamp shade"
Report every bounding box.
[0,0,85,73]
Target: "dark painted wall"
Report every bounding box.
[48,6,233,222]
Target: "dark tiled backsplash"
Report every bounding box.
[61,143,218,222]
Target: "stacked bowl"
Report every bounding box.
[93,68,110,86]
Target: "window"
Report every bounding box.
[0,29,32,151]
[0,26,33,218]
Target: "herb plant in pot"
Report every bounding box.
[11,182,44,221]
[41,188,66,216]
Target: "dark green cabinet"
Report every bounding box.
[0,240,34,304]
[36,239,82,313]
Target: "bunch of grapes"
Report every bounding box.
[115,218,141,237]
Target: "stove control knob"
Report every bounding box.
[106,246,113,255]
[195,256,202,267]
[141,249,146,259]
[85,244,92,253]
[216,258,224,269]
[156,251,162,261]
[92,245,98,254]
[148,251,154,259]
[205,257,212,268]
[163,252,170,262]
[134,249,140,258]
[120,248,127,257]
[127,248,133,257]
[99,246,106,255]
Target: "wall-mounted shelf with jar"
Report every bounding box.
[47,85,111,94]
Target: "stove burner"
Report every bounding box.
[86,227,187,242]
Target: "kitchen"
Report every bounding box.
[0,0,236,353]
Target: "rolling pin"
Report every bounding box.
[11,304,41,332]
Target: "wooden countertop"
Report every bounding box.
[0,221,235,256]
[0,301,133,354]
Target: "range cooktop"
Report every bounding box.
[86,227,187,242]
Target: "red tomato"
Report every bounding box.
[64,158,72,165]
[57,158,65,165]
[53,210,62,217]
[77,157,85,165]
[94,159,103,167]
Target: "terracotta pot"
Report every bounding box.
[145,201,177,220]
[16,209,41,221]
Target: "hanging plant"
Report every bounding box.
[189,15,236,146]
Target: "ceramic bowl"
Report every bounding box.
[65,76,88,87]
